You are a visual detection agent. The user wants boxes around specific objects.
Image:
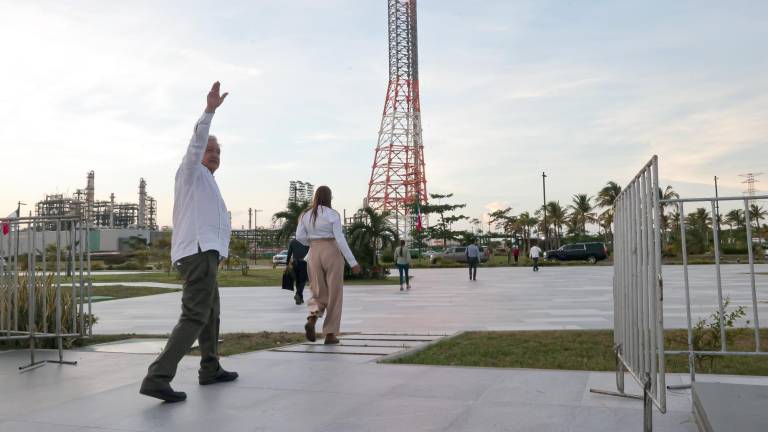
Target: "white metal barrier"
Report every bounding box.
[591,155,666,432]
[0,215,93,372]
[665,194,767,387]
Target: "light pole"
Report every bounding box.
[714,176,721,245]
[15,201,25,257]
[542,172,548,250]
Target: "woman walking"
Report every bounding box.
[296,186,361,344]
[393,239,411,291]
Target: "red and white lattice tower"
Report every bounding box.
[366,0,428,240]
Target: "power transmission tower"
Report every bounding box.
[366,0,428,241]
[739,172,763,205]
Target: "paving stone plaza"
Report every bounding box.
[2,264,767,431]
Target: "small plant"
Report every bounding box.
[691,297,747,372]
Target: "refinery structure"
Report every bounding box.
[35,171,157,230]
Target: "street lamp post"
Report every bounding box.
[542,172,548,250]
[714,176,721,247]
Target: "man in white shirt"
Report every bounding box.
[529,242,543,272]
[141,82,236,403]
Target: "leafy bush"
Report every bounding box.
[692,297,747,372]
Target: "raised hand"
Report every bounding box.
[205,81,229,113]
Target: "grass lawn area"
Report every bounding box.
[2,332,305,354]
[68,268,400,286]
[388,329,768,376]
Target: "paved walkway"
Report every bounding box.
[4,264,767,431]
[7,347,766,432]
[91,264,768,335]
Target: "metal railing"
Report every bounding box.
[664,194,767,388]
[0,215,93,372]
[591,155,666,432]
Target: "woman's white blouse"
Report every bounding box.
[296,206,358,267]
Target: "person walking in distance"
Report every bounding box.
[530,242,543,272]
[296,186,361,344]
[466,239,480,281]
[394,239,412,291]
[286,238,309,305]
[140,82,236,403]
[512,244,520,264]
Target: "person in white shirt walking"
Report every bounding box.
[296,186,361,344]
[529,242,543,272]
[466,239,481,281]
[141,82,237,403]
[393,239,412,291]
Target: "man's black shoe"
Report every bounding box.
[199,369,239,386]
[140,382,187,403]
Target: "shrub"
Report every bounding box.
[0,274,95,349]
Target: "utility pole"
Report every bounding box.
[248,208,253,230]
[542,172,548,250]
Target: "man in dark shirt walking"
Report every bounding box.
[286,238,309,304]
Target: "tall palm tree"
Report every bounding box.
[569,194,596,236]
[546,201,566,247]
[749,204,767,233]
[596,181,622,243]
[725,209,745,230]
[517,211,538,252]
[272,201,311,242]
[596,181,622,209]
[686,208,712,252]
[347,207,398,268]
[658,185,679,244]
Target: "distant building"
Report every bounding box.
[288,180,314,204]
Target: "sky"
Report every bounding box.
[2,0,767,231]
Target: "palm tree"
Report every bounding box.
[568,194,596,236]
[749,204,767,233]
[686,208,712,253]
[347,207,398,268]
[517,211,538,252]
[596,181,622,209]
[596,181,622,243]
[725,209,745,230]
[546,201,567,247]
[658,185,679,244]
[272,201,311,242]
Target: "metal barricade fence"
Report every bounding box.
[0,215,93,372]
[591,155,666,432]
[664,194,767,388]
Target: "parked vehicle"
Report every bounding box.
[544,242,608,264]
[428,246,490,264]
[272,250,288,268]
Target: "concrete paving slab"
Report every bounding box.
[3,349,767,431]
[693,382,768,431]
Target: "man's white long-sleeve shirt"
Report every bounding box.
[171,112,231,263]
[295,206,358,267]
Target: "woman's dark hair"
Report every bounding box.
[309,185,332,226]
[399,239,406,257]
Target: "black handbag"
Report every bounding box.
[281,270,294,291]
